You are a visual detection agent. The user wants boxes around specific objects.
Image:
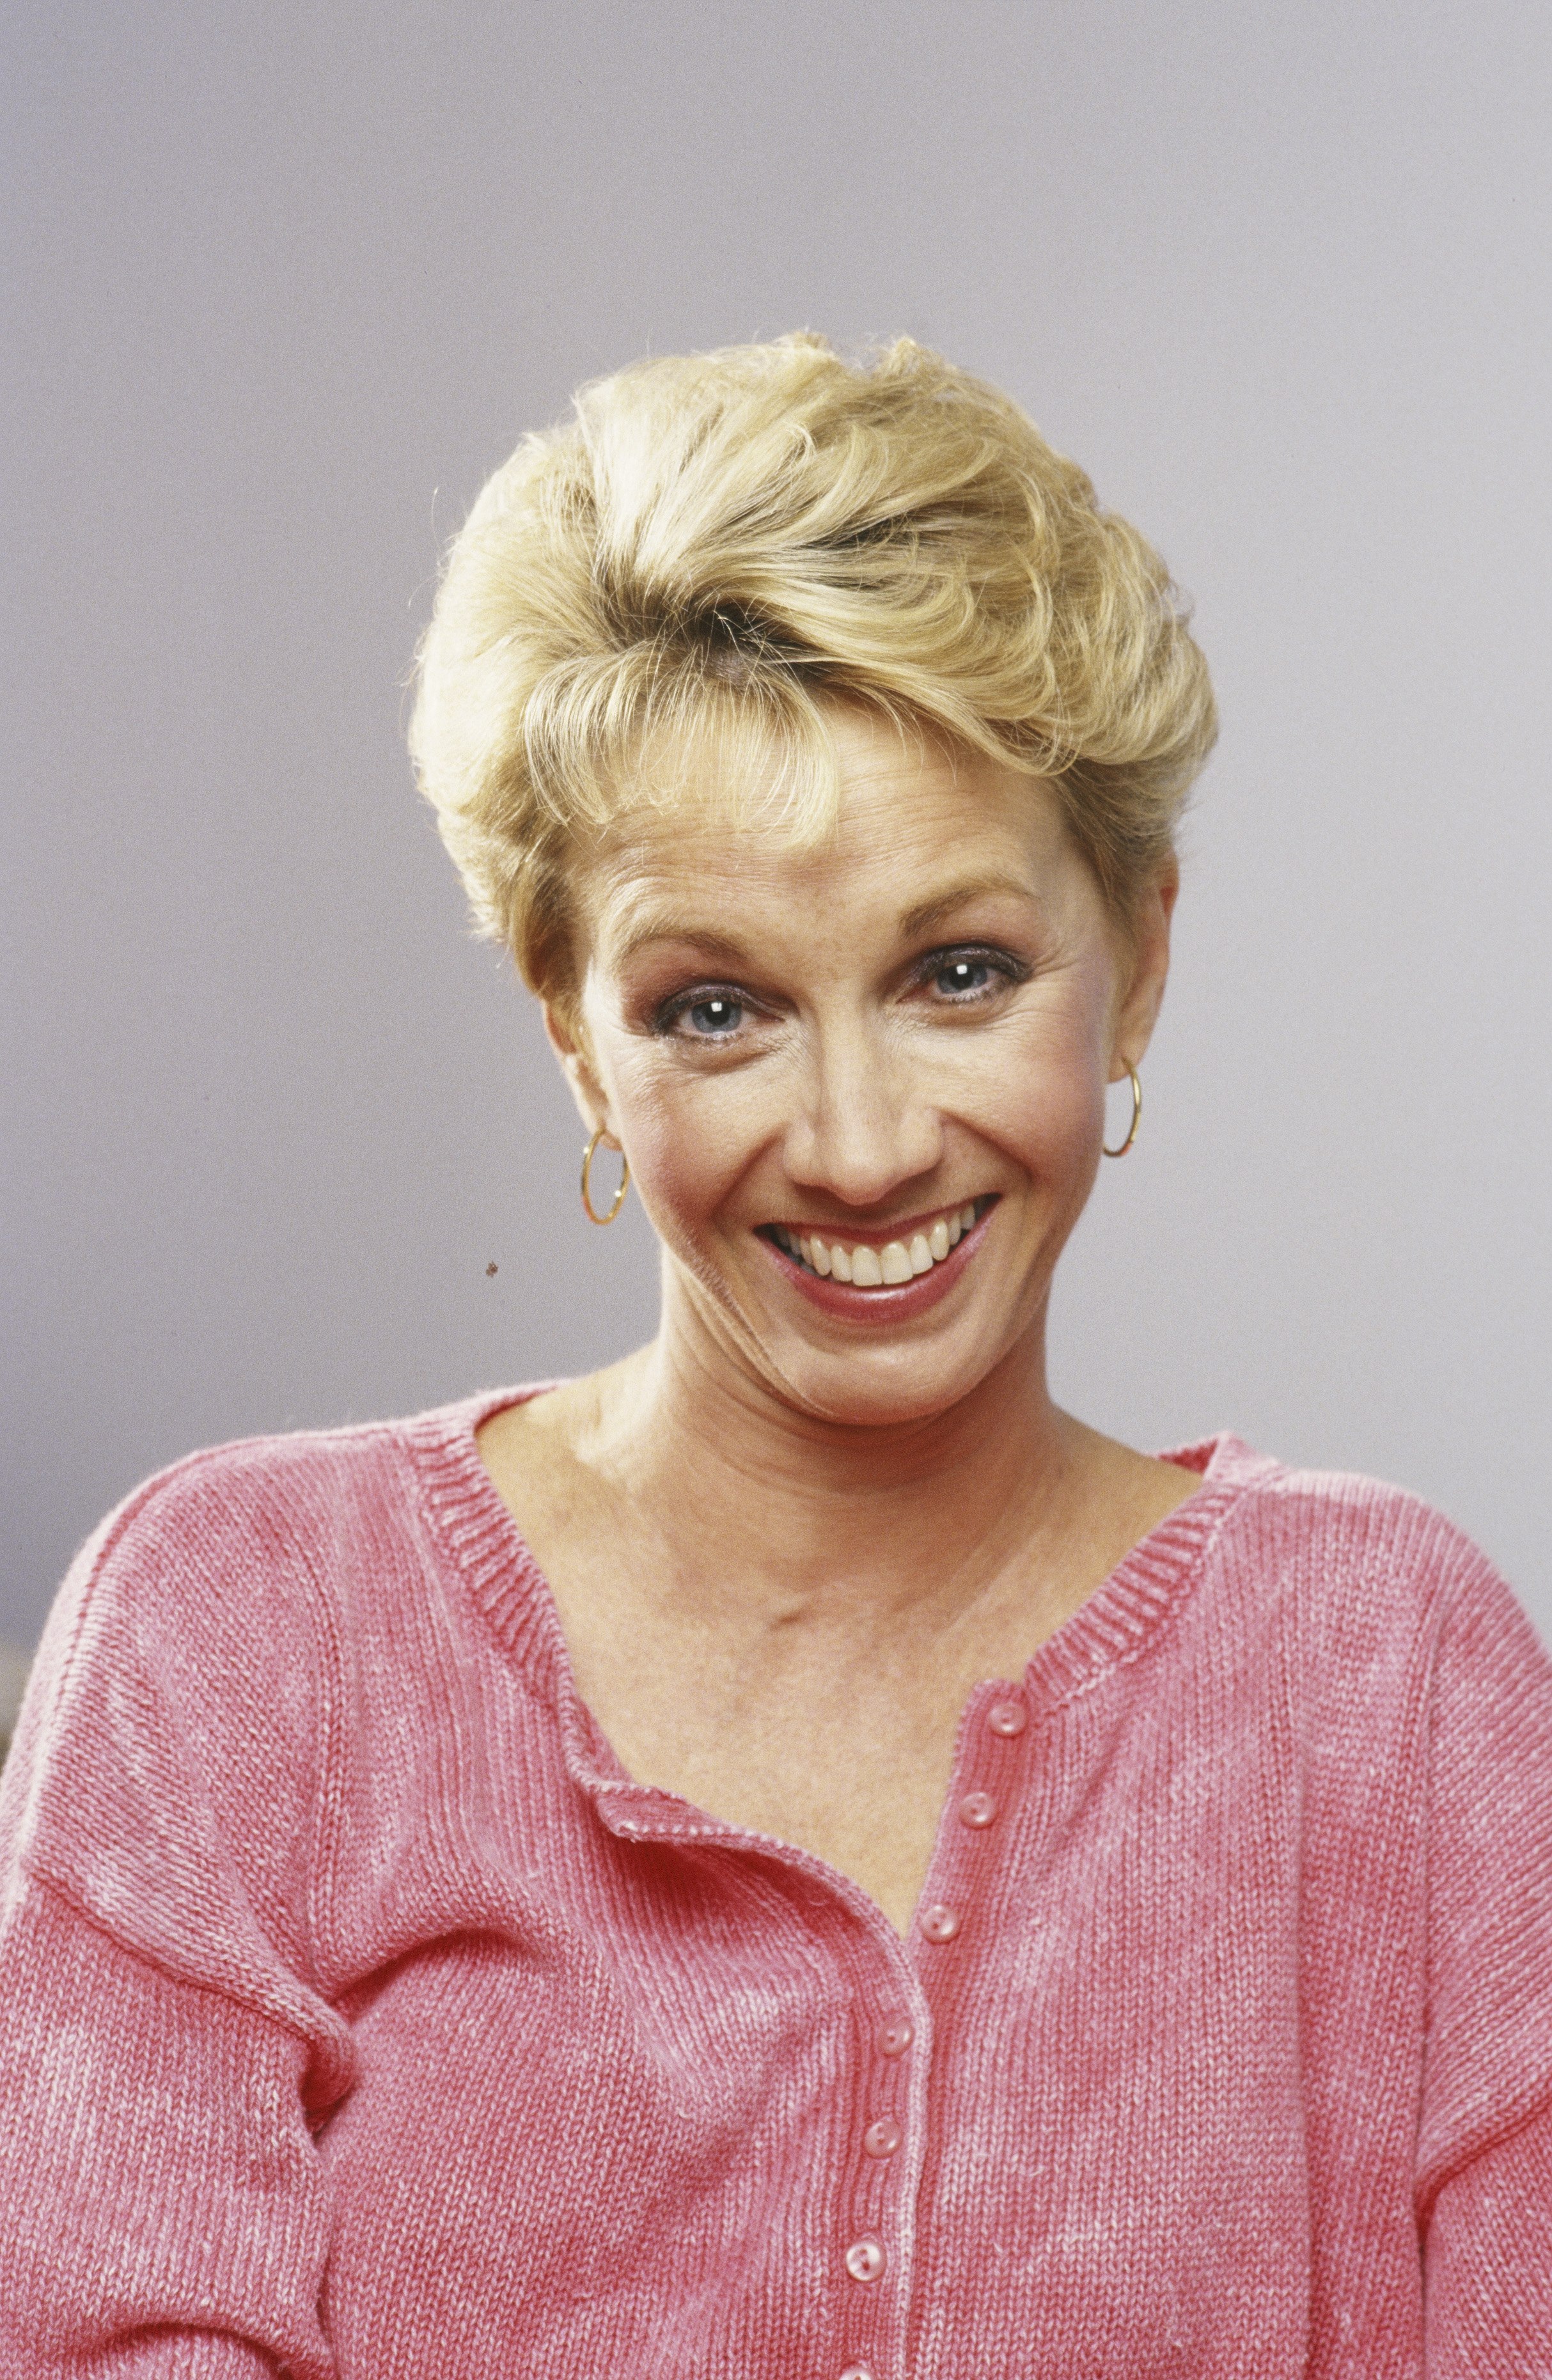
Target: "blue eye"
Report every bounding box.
[935,957,993,997]
[684,995,743,1035]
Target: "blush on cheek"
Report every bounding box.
[979,1038,1105,1183]
[606,1093,753,1259]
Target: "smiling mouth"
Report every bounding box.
[758,1196,998,1289]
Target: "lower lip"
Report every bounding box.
[760,1207,994,1326]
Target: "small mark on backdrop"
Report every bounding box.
[485,1262,499,1277]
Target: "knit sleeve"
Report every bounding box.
[0,1459,359,2377]
[1416,1557,1552,2372]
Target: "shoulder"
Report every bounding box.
[61,1412,421,1648]
[1189,1433,1507,1641]
[18,1390,528,1757]
[2,1391,533,1882]
[69,1384,540,1603]
[1162,1433,1552,1751]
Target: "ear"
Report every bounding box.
[541,999,615,1143]
[1109,864,1179,1081]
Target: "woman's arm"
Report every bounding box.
[1423,2106,1552,2372]
[0,1468,354,2376]
[1417,1558,1552,2372]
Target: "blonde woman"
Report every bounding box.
[2,336,1548,2379]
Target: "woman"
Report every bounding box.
[2,334,1548,2378]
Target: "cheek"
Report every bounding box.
[603,1053,777,1235]
[941,1001,1108,1180]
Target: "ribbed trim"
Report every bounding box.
[1017,1429,1276,1715]
[401,1383,576,1704]
[401,1386,1278,1732]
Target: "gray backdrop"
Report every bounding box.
[4,0,1549,1660]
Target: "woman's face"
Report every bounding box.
[551,707,1175,1429]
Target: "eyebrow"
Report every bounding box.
[606,872,1042,971]
[609,918,758,970]
[897,873,1042,940]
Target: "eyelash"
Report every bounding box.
[651,986,751,1040]
[925,944,1030,1002]
[651,944,1028,1039]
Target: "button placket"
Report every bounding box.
[910,1689,1030,1964]
[839,1959,930,2380]
[846,2019,906,2289]
[838,1697,1032,2374]
[966,1690,1028,1863]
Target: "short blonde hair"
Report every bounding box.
[409,333,1216,1010]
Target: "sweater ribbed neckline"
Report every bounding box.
[402,1384,1275,1730]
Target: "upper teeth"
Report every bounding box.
[774,1203,980,1287]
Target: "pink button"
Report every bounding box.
[863,2115,902,2157]
[920,1902,961,1942]
[958,1790,996,1828]
[844,2236,886,2283]
[840,2368,877,2379]
[875,2014,914,2057]
[987,1697,1026,1736]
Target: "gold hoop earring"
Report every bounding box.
[1102,1065,1142,1159]
[580,1125,630,1225]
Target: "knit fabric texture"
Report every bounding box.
[1,1386,1550,2377]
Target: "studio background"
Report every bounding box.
[4,0,1549,1675]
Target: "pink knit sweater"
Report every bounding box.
[3,1387,1551,2377]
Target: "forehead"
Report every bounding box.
[577,712,1084,966]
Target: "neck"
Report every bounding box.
[579,1283,1095,1636]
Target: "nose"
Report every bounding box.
[781,1010,944,1208]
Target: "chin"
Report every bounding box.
[759,1327,1012,1433]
